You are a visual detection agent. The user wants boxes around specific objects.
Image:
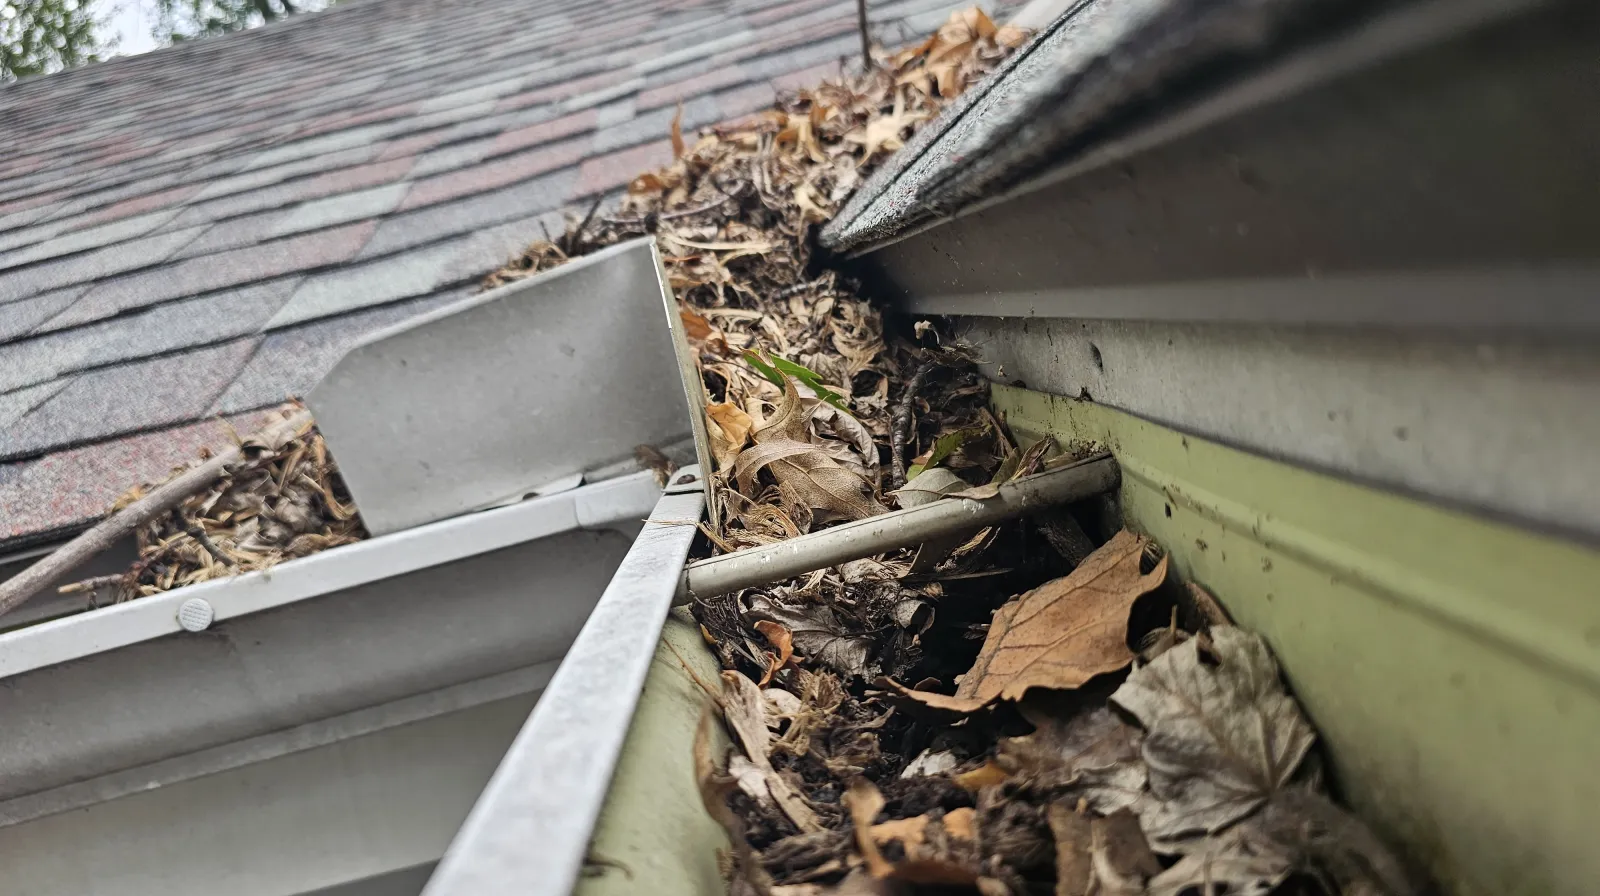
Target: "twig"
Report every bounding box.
[603,183,749,229]
[856,0,873,70]
[665,639,721,703]
[181,518,237,568]
[57,574,126,596]
[0,409,311,619]
[889,360,937,488]
[564,195,605,255]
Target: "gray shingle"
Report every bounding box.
[0,380,68,431]
[595,98,637,129]
[413,209,570,292]
[268,238,472,328]
[409,138,494,179]
[269,182,408,238]
[0,278,298,393]
[212,289,469,414]
[409,101,502,136]
[0,287,84,342]
[173,209,288,259]
[589,106,680,154]
[0,217,68,259]
[175,146,379,220]
[356,168,577,259]
[4,208,184,269]
[236,123,398,174]
[416,80,522,115]
[0,338,261,461]
[634,29,756,75]
[741,34,861,79]
[0,224,206,304]
[562,78,646,114]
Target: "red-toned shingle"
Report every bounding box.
[772,60,842,92]
[377,131,452,161]
[717,83,778,120]
[301,156,417,199]
[636,65,751,111]
[401,136,590,210]
[495,70,633,112]
[0,410,278,541]
[78,184,202,228]
[490,109,598,157]
[574,140,675,198]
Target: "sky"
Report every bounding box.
[103,1,159,57]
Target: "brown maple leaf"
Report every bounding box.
[891,530,1167,711]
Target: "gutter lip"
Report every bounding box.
[0,469,661,681]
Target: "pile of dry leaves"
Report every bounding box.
[700,531,1416,896]
[486,7,1416,895]
[487,7,1025,545]
[64,404,365,604]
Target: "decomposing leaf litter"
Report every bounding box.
[62,404,366,604]
[484,6,1416,894]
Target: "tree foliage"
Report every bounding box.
[151,0,305,41]
[0,0,104,81]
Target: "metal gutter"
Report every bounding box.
[990,386,1600,895]
[0,470,659,680]
[0,472,661,896]
[848,0,1597,329]
[832,0,1600,540]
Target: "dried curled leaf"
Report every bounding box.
[847,779,981,886]
[722,671,823,833]
[749,593,876,679]
[1050,805,1161,896]
[894,531,1168,712]
[998,706,1147,814]
[892,467,969,508]
[754,619,796,686]
[708,401,755,471]
[1145,814,1294,896]
[737,376,886,524]
[1111,626,1316,844]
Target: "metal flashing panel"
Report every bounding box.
[307,238,693,535]
[424,469,705,896]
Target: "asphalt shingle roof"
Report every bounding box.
[0,0,1016,546]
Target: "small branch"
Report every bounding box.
[604,183,749,229]
[856,0,873,70]
[57,574,126,596]
[564,195,605,255]
[889,361,937,488]
[0,409,311,619]
[181,518,237,568]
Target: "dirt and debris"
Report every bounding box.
[483,7,1415,895]
[486,6,1026,553]
[61,404,365,604]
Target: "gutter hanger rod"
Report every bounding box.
[679,453,1118,601]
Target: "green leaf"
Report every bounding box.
[742,350,849,411]
[743,350,783,387]
[926,426,982,471]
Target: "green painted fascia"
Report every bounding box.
[993,384,1600,896]
[578,608,730,896]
